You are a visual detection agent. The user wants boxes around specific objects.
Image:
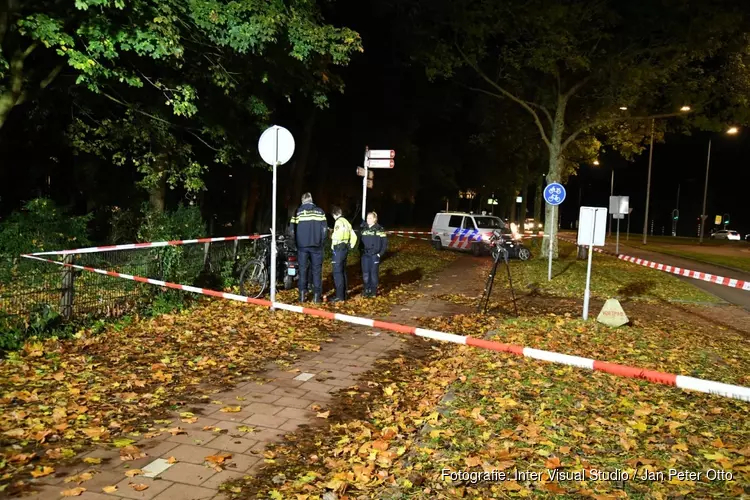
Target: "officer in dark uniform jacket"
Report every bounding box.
[289,192,327,303]
[360,211,388,298]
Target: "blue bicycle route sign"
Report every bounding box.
[544,183,566,206]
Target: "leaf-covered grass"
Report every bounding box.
[236,311,750,499]
[0,236,456,494]
[622,244,750,273]
[506,242,722,303]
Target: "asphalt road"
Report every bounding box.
[609,243,750,311]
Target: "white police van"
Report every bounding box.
[431,211,509,256]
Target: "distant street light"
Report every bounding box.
[619,106,628,110]
[699,127,739,243]
[680,106,692,112]
[593,160,600,166]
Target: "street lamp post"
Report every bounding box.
[642,118,655,244]
[699,139,712,244]
[699,127,738,243]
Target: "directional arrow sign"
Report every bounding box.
[366,159,395,169]
[368,149,395,159]
[356,167,374,179]
[366,179,373,189]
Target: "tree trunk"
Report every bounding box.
[286,108,317,222]
[245,175,260,234]
[533,180,543,227]
[148,156,168,213]
[542,99,567,258]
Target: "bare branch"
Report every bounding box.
[525,100,554,129]
[455,43,551,146]
[100,91,221,151]
[562,112,685,150]
[40,64,64,89]
[563,77,590,99]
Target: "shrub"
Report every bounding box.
[0,198,92,283]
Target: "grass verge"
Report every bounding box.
[502,241,721,303]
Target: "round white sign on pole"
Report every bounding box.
[258,126,295,165]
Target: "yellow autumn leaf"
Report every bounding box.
[61,487,86,497]
[316,410,330,419]
[102,486,118,493]
[30,466,55,478]
[83,457,102,465]
[220,406,241,413]
[125,469,144,477]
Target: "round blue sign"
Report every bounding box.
[544,183,566,206]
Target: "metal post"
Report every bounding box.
[60,254,75,320]
[270,127,279,305]
[608,169,614,236]
[362,147,369,221]
[699,139,711,244]
[650,219,654,236]
[583,212,597,320]
[616,217,620,255]
[627,209,632,240]
[643,118,655,244]
[547,206,554,281]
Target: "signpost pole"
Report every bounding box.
[362,147,368,222]
[616,216,620,255]
[548,206,554,281]
[583,212,597,320]
[270,127,279,306]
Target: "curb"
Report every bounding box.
[21,253,750,402]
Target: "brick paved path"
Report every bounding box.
[30,255,483,500]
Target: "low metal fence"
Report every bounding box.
[0,238,262,322]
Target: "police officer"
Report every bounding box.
[289,192,327,303]
[330,206,358,302]
[360,211,388,298]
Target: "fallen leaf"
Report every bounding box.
[102,485,118,493]
[125,469,144,478]
[30,466,55,478]
[61,487,86,497]
[220,406,241,413]
[317,411,330,419]
[130,483,149,491]
[206,452,232,465]
[167,456,177,464]
[168,427,186,436]
[545,457,562,469]
[83,457,102,465]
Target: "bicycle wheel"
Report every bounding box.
[239,259,268,298]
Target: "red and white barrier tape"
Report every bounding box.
[386,231,432,235]
[559,238,750,292]
[392,234,432,241]
[27,234,271,257]
[20,253,750,402]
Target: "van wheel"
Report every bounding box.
[432,238,443,251]
[518,247,531,261]
[471,243,481,256]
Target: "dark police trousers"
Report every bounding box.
[361,253,380,295]
[298,246,323,295]
[332,246,349,300]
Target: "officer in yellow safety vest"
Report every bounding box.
[330,206,358,302]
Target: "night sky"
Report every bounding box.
[563,130,750,237]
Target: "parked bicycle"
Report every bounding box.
[239,235,301,298]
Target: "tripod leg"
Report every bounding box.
[478,250,501,314]
[504,251,518,316]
